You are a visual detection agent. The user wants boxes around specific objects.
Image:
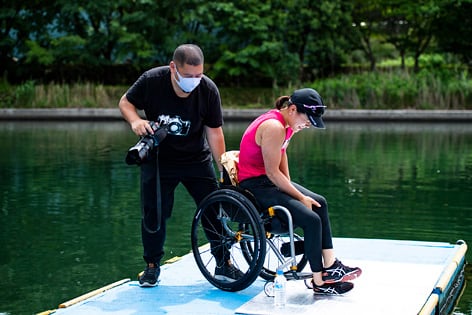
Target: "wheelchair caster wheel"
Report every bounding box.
[264,281,275,297]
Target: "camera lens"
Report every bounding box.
[168,122,180,134]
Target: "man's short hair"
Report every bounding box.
[173,44,204,67]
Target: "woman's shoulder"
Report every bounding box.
[258,117,285,135]
[262,110,285,126]
[248,110,285,137]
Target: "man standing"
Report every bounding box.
[119,44,230,286]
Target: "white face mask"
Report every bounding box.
[174,68,202,93]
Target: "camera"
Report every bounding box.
[125,121,168,165]
[157,115,190,136]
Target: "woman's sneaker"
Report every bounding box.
[215,263,244,282]
[138,264,161,287]
[322,258,362,283]
[312,280,354,295]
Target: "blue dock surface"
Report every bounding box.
[39,238,467,315]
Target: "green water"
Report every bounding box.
[0,121,471,314]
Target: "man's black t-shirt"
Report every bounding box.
[126,66,223,166]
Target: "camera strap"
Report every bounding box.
[142,148,162,234]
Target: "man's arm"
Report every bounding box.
[119,94,154,136]
[205,126,226,174]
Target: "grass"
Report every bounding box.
[1,68,471,110]
[311,69,472,110]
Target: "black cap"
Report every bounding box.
[290,88,326,129]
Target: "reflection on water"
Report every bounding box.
[0,121,471,314]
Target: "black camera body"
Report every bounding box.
[157,115,190,136]
[125,121,168,165]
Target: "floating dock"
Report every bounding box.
[38,238,467,315]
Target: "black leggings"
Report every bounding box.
[240,175,333,272]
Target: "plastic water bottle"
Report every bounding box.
[274,269,287,308]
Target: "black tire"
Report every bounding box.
[191,189,266,292]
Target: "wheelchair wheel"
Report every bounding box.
[191,189,266,292]
[242,232,308,281]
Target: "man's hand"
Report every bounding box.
[119,94,153,137]
[131,119,155,136]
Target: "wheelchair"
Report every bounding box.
[191,151,313,293]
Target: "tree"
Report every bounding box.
[10,0,187,82]
[0,0,57,80]
[381,0,441,72]
[350,0,384,71]
[434,0,472,65]
[190,1,298,87]
[2,0,470,86]
[283,0,352,80]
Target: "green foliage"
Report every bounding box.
[25,41,54,66]
[51,36,88,65]
[197,1,297,86]
[434,0,472,64]
[379,57,415,68]
[4,68,470,109]
[0,0,470,89]
[14,80,35,107]
[313,68,472,109]
[0,76,14,107]
[419,54,444,69]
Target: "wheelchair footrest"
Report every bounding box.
[280,240,304,257]
[284,271,313,281]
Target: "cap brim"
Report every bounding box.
[308,115,325,129]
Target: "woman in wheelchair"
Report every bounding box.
[238,88,362,295]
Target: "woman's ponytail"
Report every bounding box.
[274,96,290,109]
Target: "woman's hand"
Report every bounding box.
[300,195,321,210]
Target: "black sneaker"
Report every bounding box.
[138,264,160,287]
[215,264,244,282]
[322,258,362,283]
[312,280,354,295]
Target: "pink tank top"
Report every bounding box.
[238,110,293,182]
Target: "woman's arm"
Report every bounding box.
[258,119,320,209]
[258,120,305,199]
[279,151,290,179]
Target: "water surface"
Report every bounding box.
[0,121,470,314]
